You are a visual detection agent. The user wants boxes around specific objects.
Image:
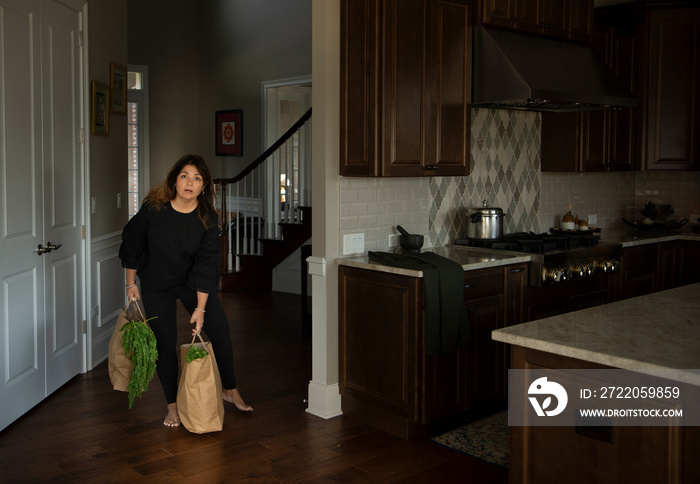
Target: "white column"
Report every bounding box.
[306,0,342,419]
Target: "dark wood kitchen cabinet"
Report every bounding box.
[678,240,700,285]
[656,240,679,291]
[621,243,658,299]
[463,266,505,407]
[541,13,639,172]
[339,266,430,438]
[526,275,610,321]
[580,19,638,172]
[619,240,700,299]
[463,263,528,407]
[643,7,700,170]
[340,0,472,177]
[481,0,592,41]
[508,346,700,484]
[338,261,526,439]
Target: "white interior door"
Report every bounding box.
[0,0,47,432]
[0,0,85,432]
[41,0,85,395]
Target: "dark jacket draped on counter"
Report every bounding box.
[368,251,470,355]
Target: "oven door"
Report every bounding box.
[525,273,611,321]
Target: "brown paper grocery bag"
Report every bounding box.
[107,301,148,392]
[177,333,224,433]
[108,299,149,392]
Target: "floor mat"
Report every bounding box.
[431,410,509,468]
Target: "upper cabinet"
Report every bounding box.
[541,13,639,172]
[340,0,472,177]
[481,0,592,41]
[580,20,638,172]
[643,7,700,170]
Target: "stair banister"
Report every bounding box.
[214,107,312,279]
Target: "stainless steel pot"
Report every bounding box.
[467,201,504,240]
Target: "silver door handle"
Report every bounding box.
[36,242,62,255]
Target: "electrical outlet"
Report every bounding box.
[388,234,400,247]
[588,214,597,225]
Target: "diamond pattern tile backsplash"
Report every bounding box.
[429,108,541,247]
[340,108,700,254]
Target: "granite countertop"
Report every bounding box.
[599,225,700,247]
[492,283,700,385]
[335,227,700,277]
[335,245,532,277]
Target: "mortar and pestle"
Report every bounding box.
[396,225,424,254]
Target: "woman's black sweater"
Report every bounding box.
[119,202,220,294]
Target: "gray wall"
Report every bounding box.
[89,0,128,238]
[127,0,312,184]
[127,0,201,185]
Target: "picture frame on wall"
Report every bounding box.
[215,110,243,156]
[110,63,127,114]
[91,81,110,135]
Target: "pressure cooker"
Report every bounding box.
[467,201,504,240]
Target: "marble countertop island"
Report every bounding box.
[492,283,700,385]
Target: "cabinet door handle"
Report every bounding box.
[425,165,438,171]
[464,283,476,289]
[510,268,524,273]
[468,307,475,314]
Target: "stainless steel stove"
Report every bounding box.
[455,231,622,287]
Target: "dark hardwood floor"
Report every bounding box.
[0,291,508,483]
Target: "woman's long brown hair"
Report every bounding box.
[143,154,218,230]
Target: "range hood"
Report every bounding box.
[472,26,637,112]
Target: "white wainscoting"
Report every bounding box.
[89,232,125,370]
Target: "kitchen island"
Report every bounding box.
[492,283,700,484]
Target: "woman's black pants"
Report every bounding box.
[140,285,237,404]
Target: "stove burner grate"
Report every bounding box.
[456,231,600,253]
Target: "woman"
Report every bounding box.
[119,154,252,427]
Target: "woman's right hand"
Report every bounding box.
[127,284,140,301]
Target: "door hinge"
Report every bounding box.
[82,320,87,334]
[79,31,84,46]
[81,225,85,239]
[79,128,85,144]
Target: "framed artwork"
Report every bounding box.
[91,81,110,135]
[215,110,243,156]
[110,63,127,114]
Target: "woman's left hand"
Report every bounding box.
[190,311,204,336]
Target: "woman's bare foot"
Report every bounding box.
[223,388,253,412]
[164,403,181,427]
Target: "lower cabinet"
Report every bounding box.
[526,275,610,322]
[620,240,700,299]
[338,262,526,439]
[678,240,700,286]
[621,243,658,299]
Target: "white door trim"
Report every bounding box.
[261,75,312,151]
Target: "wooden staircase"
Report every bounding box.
[220,206,311,291]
